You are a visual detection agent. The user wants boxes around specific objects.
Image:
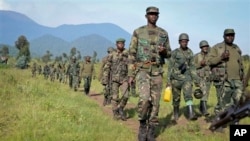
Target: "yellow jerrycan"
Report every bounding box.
[163,86,172,102]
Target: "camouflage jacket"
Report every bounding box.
[67,61,80,76]
[166,47,200,83]
[128,25,171,77]
[194,51,211,81]
[207,41,244,80]
[99,55,109,81]
[103,49,128,84]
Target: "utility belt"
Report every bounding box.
[136,61,162,76]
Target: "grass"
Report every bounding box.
[0,59,249,141]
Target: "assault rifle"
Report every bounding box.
[209,65,250,131]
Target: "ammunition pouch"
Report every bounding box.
[211,67,226,81]
[178,63,187,74]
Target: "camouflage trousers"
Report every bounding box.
[129,81,136,96]
[111,81,129,111]
[136,70,162,124]
[213,81,223,114]
[221,79,243,111]
[103,83,112,99]
[171,79,193,107]
[200,80,212,101]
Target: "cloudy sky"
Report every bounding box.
[1,0,249,54]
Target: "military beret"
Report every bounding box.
[146,6,159,14]
[116,38,126,43]
[224,28,235,35]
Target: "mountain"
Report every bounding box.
[0,10,131,59]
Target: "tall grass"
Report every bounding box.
[0,60,249,141]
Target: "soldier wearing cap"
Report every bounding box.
[80,55,96,95]
[128,6,171,141]
[99,46,115,106]
[208,28,244,115]
[102,38,129,121]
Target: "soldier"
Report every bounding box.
[128,6,171,141]
[99,47,114,106]
[103,38,129,121]
[194,40,212,116]
[38,65,42,75]
[207,28,244,115]
[31,62,37,77]
[166,33,202,122]
[80,56,95,95]
[67,56,81,91]
[43,63,50,79]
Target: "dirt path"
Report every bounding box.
[87,91,218,141]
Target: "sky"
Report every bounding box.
[0,0,250,55]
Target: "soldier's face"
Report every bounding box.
[224,34,235,44]
[146,13,159,24]
[179,40,188,48]
[201,46,209,53]
[116,42,125,51]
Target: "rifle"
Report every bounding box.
[209,64,250,131]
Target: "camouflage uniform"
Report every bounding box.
[100,47,114,106]
[67,56,81,91]
[103,38,129,121]
[31,62,37,77]
[166,33,201,121]
[194,40,212,116]
[80,56,95,95]
[38,65,42,75]
[207,29,244,114]
[50,64,57,82]
[43,64,50,79]
[128,6,171,141]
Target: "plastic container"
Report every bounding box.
[163,86,172,102]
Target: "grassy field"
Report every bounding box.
[0,59,249,141]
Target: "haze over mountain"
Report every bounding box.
[0,10,132,59]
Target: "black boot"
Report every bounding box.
[187,105,198,120]
[173,106,179,121]
[147,124,156,141]
[200,101,210,116]
[103,98,107,106]
[119,107,127,121]
[107,97,111,105]
[138,120,147,141]
[113,109,120,120]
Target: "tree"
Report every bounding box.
[15,35,31,69]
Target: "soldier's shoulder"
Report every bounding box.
[156,26,168,34]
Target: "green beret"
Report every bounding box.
[116,38,126,43]
[146,6,159,14]
[224,28,235,35]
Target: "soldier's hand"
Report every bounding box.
[166,83,172,87]
[221,51,230,60]
[200,60,206,66]
[128,76,134,85]
[158,46,166,53]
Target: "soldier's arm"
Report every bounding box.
[159,32,171,59]
[207,46,222,66]
[128,30,138,77]
[189,54,201,83]
[166,50,174,84]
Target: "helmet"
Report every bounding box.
[199,40,209,48]
[179,33,189,41]
[193,88,203,99]
[107,47,114,52]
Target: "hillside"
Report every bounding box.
[0,10,131,59]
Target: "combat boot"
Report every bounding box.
[138,120,147,141]
[200,101,210,116]
[172,106,179,122]
[147,124,156,141]
[187,105,198,120]
[113,109,120,120]
[103,98,107,106]
[118,107,127,121]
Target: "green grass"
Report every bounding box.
[0,60,249,141]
